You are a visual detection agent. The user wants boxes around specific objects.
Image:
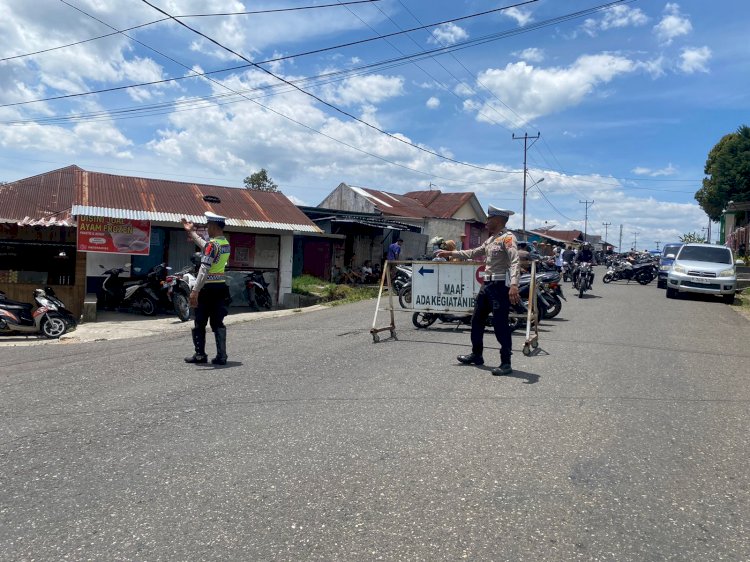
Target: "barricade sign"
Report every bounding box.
[411,262,482,312]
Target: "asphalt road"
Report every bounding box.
[1,277,749,561]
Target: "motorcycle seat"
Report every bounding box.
[0,297,34,311]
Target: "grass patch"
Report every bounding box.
[324,285,380,306]
[292,274,334,296]
[732,287,750,309]
[292,275,379,305]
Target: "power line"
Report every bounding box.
[2,0,625,110]
[0,1,383,63]
[58,1,502,186]
[138,0,532,176]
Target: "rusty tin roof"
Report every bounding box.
[0,166,320,232]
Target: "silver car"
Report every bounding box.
[666,243,736,304]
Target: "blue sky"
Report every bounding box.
[1,0,748,250]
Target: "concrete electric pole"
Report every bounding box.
[602,222,611,249]
[579,200,594,242]
[513,132,541,240]
[619,224,623,253]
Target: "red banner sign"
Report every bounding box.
[77,216,151,255]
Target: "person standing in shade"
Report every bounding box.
[437,206,520,376]
[387,238,403,261]
[181,212,231,365]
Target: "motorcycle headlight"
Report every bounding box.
[672,265,686,274]
[719,267,735,277]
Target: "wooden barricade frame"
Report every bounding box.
[370,260,540,349]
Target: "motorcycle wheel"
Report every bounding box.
[173,293,190,322]
[140,296,157,316]
[41,316,67,338]
[258,291,272,310]
[398,286,412,309]
[602,272,612,284]
[543,294,562,319]
[637,273,652,285]
[579,282,585,298]
[412,312,437,329]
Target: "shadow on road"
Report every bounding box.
[472,364,541,384]
[195,361,244,369]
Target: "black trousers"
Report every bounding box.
[470,280,512,362]
[194,283,229,332]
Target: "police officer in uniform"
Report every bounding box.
[181,212,231,365]
[437,206,520,375]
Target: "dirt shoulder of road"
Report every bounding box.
[0,305,330,347]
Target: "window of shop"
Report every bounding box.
[0,225,78,286]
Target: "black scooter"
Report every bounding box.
[244,271,272,309]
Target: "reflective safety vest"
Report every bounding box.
[204,236,231,283]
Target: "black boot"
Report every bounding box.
[492,352,512,376]
[457,352,484,365]
[185,328,207,363]
[211,327,228,365]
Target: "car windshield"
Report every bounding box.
[677,246,732,264]
[663,245,681,257]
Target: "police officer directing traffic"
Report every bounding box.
[181,212,231,365]
[437,206,520,376]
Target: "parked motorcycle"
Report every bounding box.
[162,253,200,322]
[245,270,272,309]
[602,259,657,285]
[99,263,170,315]
[392,264,412,292]
[0,287,77,338]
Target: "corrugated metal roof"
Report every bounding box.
[71,206,319,232]
[405,190,475,219]
[74,169,320,233]
[356,186,434,218]
[0,165,321,233]
[0,166,78,226]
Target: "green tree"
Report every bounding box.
[679,231,706,243]
[695,124,750,221]
[243,168,278,192]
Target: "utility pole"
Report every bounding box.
[579,200,594,242]
[632,231,640,251]
[513,132,540,240]
[619,224,623,253]
[655,241,661,251]
[602,222,611,248]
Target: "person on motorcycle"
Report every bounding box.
[573,242,596,286]
[181,212,231,366]
[436,206,520,376]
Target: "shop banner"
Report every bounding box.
[76,215,151,255]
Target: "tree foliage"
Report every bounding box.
[679,231,706,243]
[243,169,278,192]
[695,125,750,221]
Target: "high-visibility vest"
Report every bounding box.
[205,236,230,283]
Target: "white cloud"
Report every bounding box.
[503,7,533,27]
[679,46,712,74]
[468,54,637,126]
[580,5,649,36]
[428,23,468,46]
[653,3,692,44]
[286,194,308,206]
[513,48,545,63]
[631,163,677,177]
[426,96,440,109]
[322,74,404,107]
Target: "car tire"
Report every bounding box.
[723,294,735,305]
[666,287,677,299]
[657,279,666,289]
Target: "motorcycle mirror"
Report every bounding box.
[99,264,104,269]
